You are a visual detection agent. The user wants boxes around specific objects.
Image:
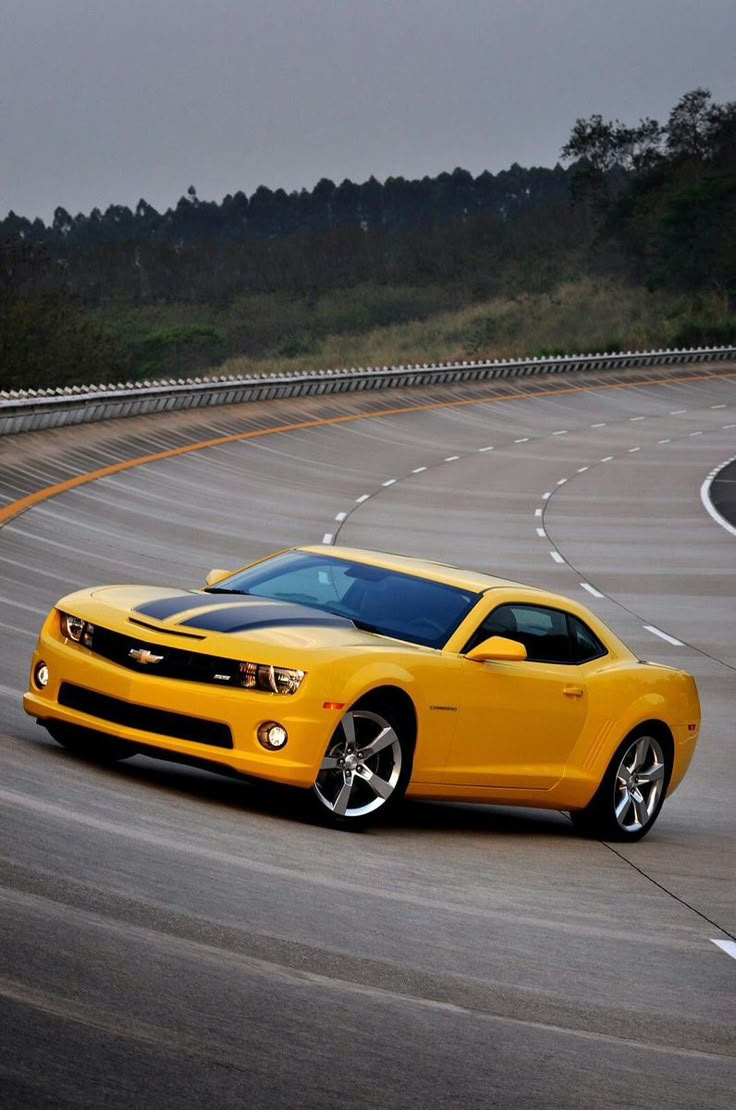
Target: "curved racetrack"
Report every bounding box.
[1,364,735,1108]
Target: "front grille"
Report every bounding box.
[59,682,233,748]
[89,625,243,687]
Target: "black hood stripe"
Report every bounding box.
[180,601,353,633]
[134,594,206,620]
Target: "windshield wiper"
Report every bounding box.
[203,587,250,594]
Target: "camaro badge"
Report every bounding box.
[129,647,164,665]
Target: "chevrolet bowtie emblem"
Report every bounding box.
[129,647,164,665]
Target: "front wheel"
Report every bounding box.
[571,729,672,842]
[310,702,412,828]
[46,722,138,763]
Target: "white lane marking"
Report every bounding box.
[630,416,645,421]
[628,447,641,453]
[549,551,565,564]
[382,478,397,486]
[689,431,703,437]
[643,625,684,647]
[658,439,671,444]
[591,422,606,428]
[711,939,736,960]
[334,512,347,522]
[724,424,736,430]
[514,437,529,443]
[601,456,614,462]
[478,446,494,452]
[580,583,605,599]
[711,404,726,409]
[552,430,568,436]
[535,508,543,517]
[1,624,35,639]
[577,466,589,473]
[0,684,24,700]
[542,492,552,500]
[670,409,687,414]
[444,455,459,462]
[355,494,370,503]
[412,466,427,473]
[700,456,736,538]
[322,533,334,545]
[556,478,567,485]
[536,527,546,537]
[0,596,47,616]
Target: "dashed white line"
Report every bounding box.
[628,447,641,453]
[536,527,546,538]
[711,404,726,409]
[549,551,565,564]
[689,431,703,437]
[334,512,347,522]
[412,466,427,473]
[577,466,589,473]
[444,455,459,462]
[322,533,334,545]
[382,478,397,486]
[552,430,568,436]
[643,625,684,647]
[356,494,370,503]
[670,409,687,415]
[534,508,543,517]
[542,492,552,500]
[658,439,671,444]
[591,422,606,428]
[630,416,645,421]
[724,424,736,430]
[556,478,567,486]
[580,583,605,599]
[514,437,529,443]
[478,446,494,452]
[711,939,736,960]
[601,456,614,462]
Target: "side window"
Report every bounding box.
[567,614,606,663]
[464,604,606,664]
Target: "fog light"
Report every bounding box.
[34,662,49,689]
[257,722,288,750]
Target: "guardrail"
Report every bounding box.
[1,346,735,437]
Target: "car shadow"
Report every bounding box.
[31,733,578,839]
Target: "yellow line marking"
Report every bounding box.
[1,368,734,528]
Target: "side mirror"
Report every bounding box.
[465,635,527,663]
[204,568,232,587]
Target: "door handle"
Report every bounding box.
[563,686,584,698]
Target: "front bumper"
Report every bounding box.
[24,628,335,788]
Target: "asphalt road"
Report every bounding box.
[1,365,735,1108]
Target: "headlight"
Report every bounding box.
[239,661,305,695]
[59,612,94,647]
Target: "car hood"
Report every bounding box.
[63,585,413,654]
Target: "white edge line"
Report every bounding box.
[700,457,736,538]
[322,533,334,545]
[580,582,605,599]
[549,551,565,564]
[643,625,684,647]
[711,939,736,960]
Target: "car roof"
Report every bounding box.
[298,544,532,594]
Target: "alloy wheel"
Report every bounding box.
[313,708,403,819]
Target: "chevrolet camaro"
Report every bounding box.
[24,545,701,839]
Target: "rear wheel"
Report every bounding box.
[310,702,412,828]
[571,729,672,842]
[46,722,138,763]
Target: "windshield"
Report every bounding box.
[206,551,479,649]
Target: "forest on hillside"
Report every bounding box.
[1,88,734,390]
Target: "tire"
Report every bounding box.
[571,728,672,842]
[309,699,413,829]
[46,722,138,764]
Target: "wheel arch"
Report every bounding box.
[354,685,418,756]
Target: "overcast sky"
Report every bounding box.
[2,0,734,222]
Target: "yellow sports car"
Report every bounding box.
[24,545,700,840]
